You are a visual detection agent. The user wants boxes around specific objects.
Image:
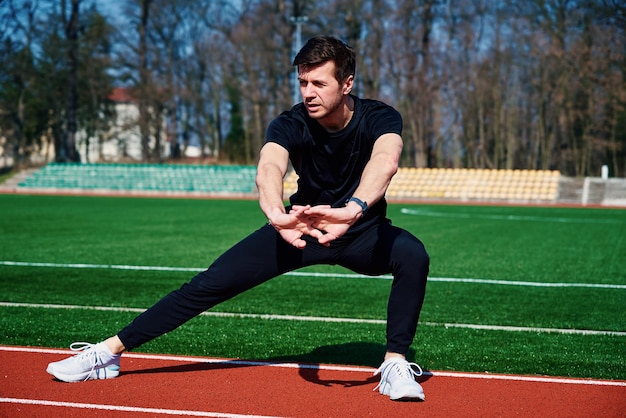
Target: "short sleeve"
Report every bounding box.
[366,104,403,140]
[265,111,303,153]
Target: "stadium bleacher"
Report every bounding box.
[16,163,561,203]
[18,163,258,195]
[284,167,561,203]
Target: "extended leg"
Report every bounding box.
[117,224,305,350]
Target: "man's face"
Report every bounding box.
[298,61,352,122]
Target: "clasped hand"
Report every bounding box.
[270,204,357,248]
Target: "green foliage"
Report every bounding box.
[0,195,624,379]
[0,1,114,166]
[223,82,247,163]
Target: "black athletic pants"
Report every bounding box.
[117,219,429,355]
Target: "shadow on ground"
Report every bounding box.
[121,342,432,387]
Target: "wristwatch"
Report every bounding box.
[346,196,368,215]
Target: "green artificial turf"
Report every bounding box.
[0,194,624,380]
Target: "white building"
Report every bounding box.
[77,87,170,162]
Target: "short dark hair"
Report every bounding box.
[293,36,355,83]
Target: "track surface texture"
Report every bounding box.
[1,346,624,417]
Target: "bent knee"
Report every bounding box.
[393,240,429,274]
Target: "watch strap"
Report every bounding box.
[346,196,368,215]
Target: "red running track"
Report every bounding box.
[1,346,624,417]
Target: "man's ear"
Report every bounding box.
[343,75,354,95]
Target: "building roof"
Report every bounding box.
[108,87,135,103]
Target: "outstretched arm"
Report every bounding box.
[256,142,290,222]
[256,142,324,248]
[349,132,402,211]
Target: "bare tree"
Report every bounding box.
[59,0,81,162]
[136,0,152,162]
[0,0,39,170]
[1,0,624,175]
[386,0,439,168]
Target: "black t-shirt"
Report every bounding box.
[265,95,402,233]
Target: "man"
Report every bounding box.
[47,36,430,402]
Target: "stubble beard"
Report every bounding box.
[306,94,344,122]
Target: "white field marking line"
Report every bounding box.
[0,302,383,324]
[400,207,626,224]
[0,397,285,418]
[288,272,626,289]
[3,346,371,373]
[2,345,625,387]
[0,260,200,273]
[2,260,624,289]
[1,301,625,337]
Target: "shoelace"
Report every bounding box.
[69,342,100,381]
[373,360,423,392]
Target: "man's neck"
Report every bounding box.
[319,95,355,133]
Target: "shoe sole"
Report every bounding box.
[46,364,120,382]
[379,384,425,402]
[391,393,425,402]
[388,390,425,402]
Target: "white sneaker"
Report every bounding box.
[46,342,121,382]
[374,357,425,401]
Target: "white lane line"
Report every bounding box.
[2,260,624,289]
[1,302,624,336]
[0,260,199,273]
[2,346,625,387]
[0,397,285,417]
[399,207,626,224]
